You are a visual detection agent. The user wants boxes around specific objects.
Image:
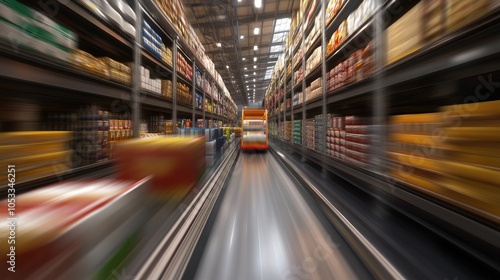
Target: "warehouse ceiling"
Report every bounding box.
[181,0,299,106]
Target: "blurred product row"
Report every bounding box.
[0,130,239,279]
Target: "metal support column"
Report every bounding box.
[202,72,206,128]
[192,59,196,126]
[321,0,328,176]
[301,10,307,161]
[372,0,387,174]
[131,1,143,138]
[172,37,178,134]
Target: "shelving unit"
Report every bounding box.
[0,0,237,189]
[266,0,500,232]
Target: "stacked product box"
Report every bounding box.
[0,131,70,187]
[195,70,203,88]
[115,136,205,200]
[314,114,328,153]
[327,116,346,159]
[305,47,322,76]
[142,20,162,59]
[196,92,203,109]
[294,68,304,86]
[285,121,292,141]
[177,82,192,104]
[293,120,303,144]
[293,92,303,106]
[0,0,77,62]
[204,128,224,165]
[344,116,371,167]
[108,116,133,160]
[387,100,500,220]
[141,66,161,94]
[161,79,173,98]
[326,42,374,92]
[438,100,500,218]
[305,14,322,51]
[101,57,131,85]
[71,50,110,78]
[306,77,323,102]
[326,0,344,26]
[177,54,193,81]
[161,44,173,66]
[0,177,149,280]
[79,0,136,37]
[305,118,315,149]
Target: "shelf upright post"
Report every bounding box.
[301,9,307,161]
[192,59,196,125]
[202,72,206,127]
[172,37,178,134]
[132,1,143,138]
[320,1,328,154]
[283,64,287,142]
[290,44,294,145]
[372,0,387,174]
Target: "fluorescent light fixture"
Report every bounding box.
[216,42,221,47]
[254,45,258,51]
[255,0,262,8]
[245,74,248,77]
[253,57,257,62]
[253,27,260,35]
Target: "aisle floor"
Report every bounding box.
[194,152,359,280]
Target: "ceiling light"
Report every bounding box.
[255,0,262,8]
[242,57,246,61]
[254,45,258,51]
[253,57,257,62]
[244,67,247,70]
[253,27,260,35]
[254,65,257,69]
[253,79,256,82]
[216,42,221,47]
[240,35,244,39]
[253,72,256,75]
[226,65,229,68]
[245,74,248,77]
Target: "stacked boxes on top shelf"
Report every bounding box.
[142,20,162,59]
[0,0,78,62]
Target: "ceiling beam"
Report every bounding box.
[190,10,292,27]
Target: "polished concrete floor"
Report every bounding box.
[195,152,359,280]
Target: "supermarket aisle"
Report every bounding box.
[194,152,363,280]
